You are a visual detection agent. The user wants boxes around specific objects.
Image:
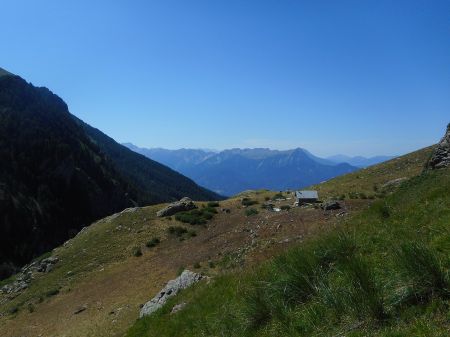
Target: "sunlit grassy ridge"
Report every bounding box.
[312,146,435,199]
[127,167,450,337]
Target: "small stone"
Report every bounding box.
[170,302,187,314]
[73,305,87,314]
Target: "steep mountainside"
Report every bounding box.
[74,122,222,204]
[0,72,219,279]
[124,145,358,196]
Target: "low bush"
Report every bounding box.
[8,306,19,315]
[146,237,160,248]
[168,226,188,237]
[45,288,60,297]
[207,201,220,208]
[280,205,291,211]
[245,208,259,216]
[132,246,143,257]
[271,193,284,200]
[242,198,259,206]
[175,207,217,225]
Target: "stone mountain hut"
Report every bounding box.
[295,190,319,204]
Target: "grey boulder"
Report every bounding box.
[156,197,197,217]
[139,270,204,318]
[427,123,450,170]
[321,201,341,210]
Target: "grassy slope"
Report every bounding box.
[312,146,435,199]
[0,146,440,336]
[127,156,450,336]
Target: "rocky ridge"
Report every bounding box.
[0,256,59,298]
[427,124,450,169]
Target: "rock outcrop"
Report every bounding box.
[427,124,450,170]
[139,270,204,318]
[156,197,197,217]
[321,201,341,210]
[1,256,59,296]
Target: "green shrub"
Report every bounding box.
[280,205,291,211]
[168,226,188,237]
[193,262,201,269]
[175,207,217,225]
[271,193,284,200]
[146,237,160,248]
[207,201,220,208]
[132,246,143,257]
[260,203,274,210]
[8,306,19,315]
[245,208,259,216]
[242,198,259,206]
[45,288,60,297]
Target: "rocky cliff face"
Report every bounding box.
[427,124,450,170]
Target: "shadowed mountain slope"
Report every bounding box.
[0,72,220,279]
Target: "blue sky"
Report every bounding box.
[1,0,449,156]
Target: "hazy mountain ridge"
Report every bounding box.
[326,154,395,167]
[124,145,360,196]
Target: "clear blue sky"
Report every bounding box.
[1,0,449,156]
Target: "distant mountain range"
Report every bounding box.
[326,154,395,167]
[0,68,219,279]
[123,145,390,196]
